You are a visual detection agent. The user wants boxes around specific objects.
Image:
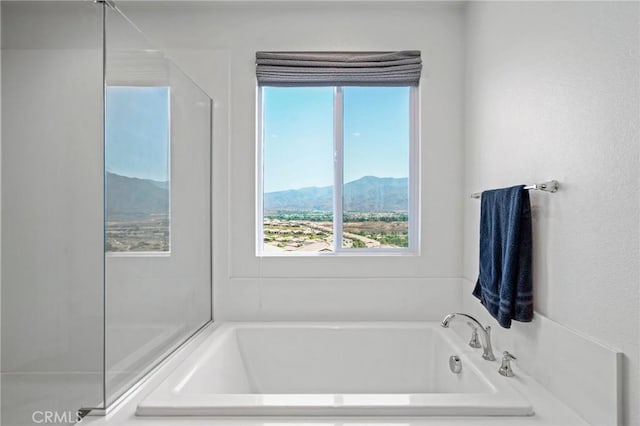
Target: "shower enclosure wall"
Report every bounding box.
[0,2,213,424]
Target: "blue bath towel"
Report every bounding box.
[472,185,533,328]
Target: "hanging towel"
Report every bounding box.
[472,185,533,328]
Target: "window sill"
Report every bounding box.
[257,249,419,258]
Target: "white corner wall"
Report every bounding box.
[118,1,467,321]
[462,2,640,425]
[1,3,105,422]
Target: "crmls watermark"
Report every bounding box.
[31,410,83,424]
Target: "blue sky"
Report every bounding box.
[105,86,170,182]
[263,86,409,193]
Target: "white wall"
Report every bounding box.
[1,2,105,422]
[118,1,467,321]
[1,0,104,375]
[462,2,640,425]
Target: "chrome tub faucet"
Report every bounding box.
[441,313,496,361]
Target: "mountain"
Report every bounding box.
[264,184,333,212]
[344,176,408,212]
[106,172,169,217]
[150,180,169,191]
[264,176,408,213]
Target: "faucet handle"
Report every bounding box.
[503,351,516,361]
[467,323,481,348]
[499,351,516,377]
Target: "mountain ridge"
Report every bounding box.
[106,172,169,217]
[264,176,408,213]
[105,173,407,216]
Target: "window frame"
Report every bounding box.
[256,85,420,257]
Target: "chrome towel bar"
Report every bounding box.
[470,180,559,199]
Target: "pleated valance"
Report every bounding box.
[255,51,422,86]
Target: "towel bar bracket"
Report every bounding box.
[526,180,559,193]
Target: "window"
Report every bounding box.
[258,85,418,255]
[105,86,171,253]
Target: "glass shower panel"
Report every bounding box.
[1,1,105,424]
[104,6,212,406]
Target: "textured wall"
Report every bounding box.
[462,2,640,424]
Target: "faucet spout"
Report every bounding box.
[441,313,496,361]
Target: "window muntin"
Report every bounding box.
[258,85,417,255]
[105,86,171,253]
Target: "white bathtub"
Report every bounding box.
[137,322,533,416]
